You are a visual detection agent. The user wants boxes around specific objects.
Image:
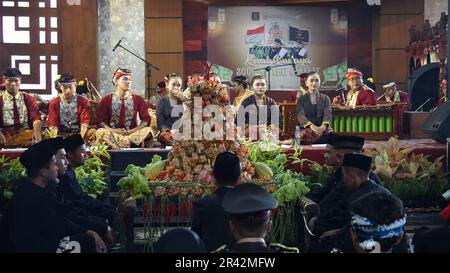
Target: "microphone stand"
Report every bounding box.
[254,62,296,91]
[414,97,432,112]
[115,43,160,100]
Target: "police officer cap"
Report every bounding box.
[331,135,365,150]
[213,152,241,184]
[343,153,372,172]
[19,142,54,171]
[154,228,206,253]
[222,183,277,215]
[64,134,84,152]
[43,137,65,154]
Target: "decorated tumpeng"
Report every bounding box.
[116,70,311,251]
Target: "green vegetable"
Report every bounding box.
[75,144,110,198]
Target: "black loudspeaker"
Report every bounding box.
[408,63,440,111]
[421,100,450,143]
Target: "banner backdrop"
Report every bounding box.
[207,6,348,91]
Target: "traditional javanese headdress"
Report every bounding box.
[346,68,363,81]
[3,67,22,81]
[113,68,132,79]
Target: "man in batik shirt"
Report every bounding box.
[47,73,91,139]
[0,68,41,147]
[95,68,152,148]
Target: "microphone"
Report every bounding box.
[112,37,124,52]
[290,55,297,75]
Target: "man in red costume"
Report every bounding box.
[377,81,408,104]
[95,68,153,148]
[47,73,91,138]
[0,68,42,147]
[332,68,376,108]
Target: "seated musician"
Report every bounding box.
[0,68,42,147]
[156,74,184,146]
[149,80,168,109]
[332,68,376,108]
[47,73,91,139]
[290,72,308,102]
[377,81,408,104]
[236,75,281,139]
[95,68,153,148]
[231,75,253,109]
[296,72,333,144]
[438,79,448,106]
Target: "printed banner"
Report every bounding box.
[207,6,348,91]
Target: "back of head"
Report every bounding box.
[222,183,277,237]
[350,192,406,252]
[154,228,206,253]
[213,152,240,186]
[365,77,376,91]
[331,135,365,152]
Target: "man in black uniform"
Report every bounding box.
[308,136,384,237]
[44,137,110,246]
[8,142,99,252]
[191,152,239,251]
[307,135,383,204]
[312,153,391,252]
[215,183,299,253]
[155,228,206,253]
[60,134,116,232]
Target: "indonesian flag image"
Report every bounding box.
[245,25,265,43]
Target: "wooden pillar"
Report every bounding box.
[145,0,184,98]
[372,0,424,95]
[59,0,98,87]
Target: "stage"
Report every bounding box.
[0,139,447,164]
[1,138,446,169]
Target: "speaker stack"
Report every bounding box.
[421,100,450,144]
